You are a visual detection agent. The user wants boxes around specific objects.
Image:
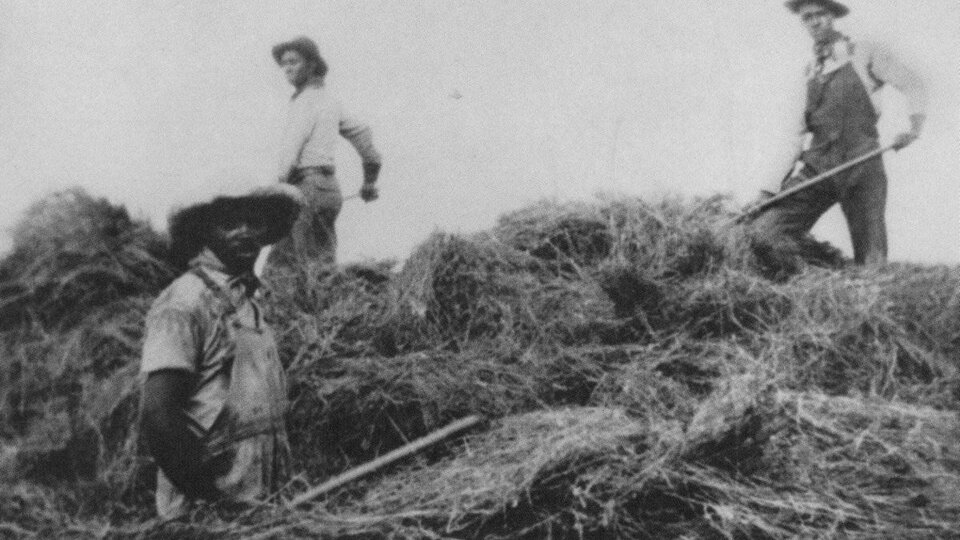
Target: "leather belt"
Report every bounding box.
[297,165,335,177]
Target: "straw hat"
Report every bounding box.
[168,184,305,265]
[784,0,849,17]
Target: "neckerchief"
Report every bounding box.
[812,30,846,78]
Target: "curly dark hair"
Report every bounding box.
[271,36,328,78]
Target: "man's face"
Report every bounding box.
[798,3,835,42]
[279,49,312,87]
[205,212,269,273]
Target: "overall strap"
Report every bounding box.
[191,265,265,332]
[191,265,240,322]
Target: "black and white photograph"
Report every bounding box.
[1,1,958,538]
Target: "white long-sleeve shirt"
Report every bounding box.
[277,80,381,179]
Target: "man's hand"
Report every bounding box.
[360,181,379,202]
[892,113,925,151]
[142,370,223,501]
[892,131,918,151]
[360,162,381,202]
[278,166,297,184]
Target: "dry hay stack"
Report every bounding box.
[0,189,168,509]
[282,378,777,538]
[761,392,960,537]
[266,230,617,363]
[270,377,960,539]
[588,341,739,419]
[1,190,959,538]
[601,195,732,279]
[394,232,539,342]
[392,232,611,346]
[334,407,653,538]
[285,340,757,483]
[0,188,172,329]
[0,300,148,487]
[285,346,637,479]
[265,260,404,361]
[600,258,960,402]
[494,196,740,282]
[664,268,792,338]
[882,264,960,362]
[494,201,612,269]
[761,266,960,399]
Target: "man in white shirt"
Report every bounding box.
[267,36,382,271]
[750,0,926,272]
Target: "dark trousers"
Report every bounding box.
[751,156,888,267]
[267,169,343,271]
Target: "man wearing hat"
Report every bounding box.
[139,184,304,520]
[267,35,382,271]
[750,0,927,270]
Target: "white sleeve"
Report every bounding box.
[339,105,381,164]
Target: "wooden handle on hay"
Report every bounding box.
[286,415,483,508]
[731,144,894,225]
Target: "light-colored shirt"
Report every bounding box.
[277,79,381,179]
[771,36,927,189]
[806,37,926,116]
[141,249,288,519]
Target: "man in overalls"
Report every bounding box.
[750,0,926,271]
[139,184,304,520]
[267,36,382,273]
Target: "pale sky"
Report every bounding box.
[1,0,957,264]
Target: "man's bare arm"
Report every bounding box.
[141,369,221,500]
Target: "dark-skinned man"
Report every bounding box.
[140,184,304,520]
[750,0,927,271]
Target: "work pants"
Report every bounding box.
[267,169,343,272]
[750,155,888,268]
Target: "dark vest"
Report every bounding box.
[803,56,879,172]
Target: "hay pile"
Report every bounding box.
[174,379,960,539]
[1,190,959,539]
[0,189,170,527]
[317,381,960,539]
[0,188,172,329]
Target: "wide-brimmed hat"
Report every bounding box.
[168,184,305,266]
[271,36,328,78]
[785,0,849,17]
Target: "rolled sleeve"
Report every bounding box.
[141,308,200,374]
[339,109,381,165]
[867,43,927,116]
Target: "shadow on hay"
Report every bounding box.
[284,346,640,480]
[494,201,613,272]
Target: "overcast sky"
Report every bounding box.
[1,0,957,264]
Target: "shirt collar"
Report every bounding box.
[813,31,851,60]
[291,76,325,100]
[189,248,261,297]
